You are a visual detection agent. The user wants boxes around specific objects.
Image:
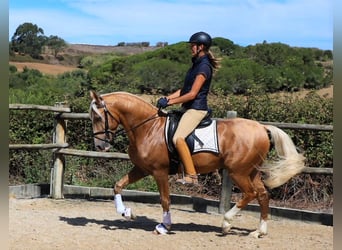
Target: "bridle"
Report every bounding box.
[90,99,119,144]
[90,99,160,145]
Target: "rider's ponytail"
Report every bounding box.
[206,50,221,73]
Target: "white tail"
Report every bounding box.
[259,125,306,189]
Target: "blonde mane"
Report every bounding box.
[101,91,156,116]
[101,92,152,105]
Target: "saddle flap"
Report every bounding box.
[164,110,218,155]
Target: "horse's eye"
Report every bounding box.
[91,114,102,122]
[94,116,102,122]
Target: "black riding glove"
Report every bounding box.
[157,97,169,108]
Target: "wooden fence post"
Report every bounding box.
[51,103,67,199]
[219,111,236,214]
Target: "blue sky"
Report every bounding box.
[9,0,333,50]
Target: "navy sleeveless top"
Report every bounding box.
[180,54,212,110]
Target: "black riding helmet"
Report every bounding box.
[188,31,212,49]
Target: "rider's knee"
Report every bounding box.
[173,136,183,146]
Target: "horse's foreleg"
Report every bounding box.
[153,172,171,235]
[113,166,146,220]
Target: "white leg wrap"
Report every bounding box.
[163,211,171,227]
[249,219,268,238]
[114,194,126,214]
[224,204,241,222]
[222,204,241,234]
[154,211,172,235]
[259,219,268,235]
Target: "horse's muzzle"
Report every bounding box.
[95,142,112,152]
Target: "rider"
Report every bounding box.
[157,31,220,185]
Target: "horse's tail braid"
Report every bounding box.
[259,125,306,189]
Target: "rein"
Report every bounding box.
[91,100,160,145]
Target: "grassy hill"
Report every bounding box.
[9,40,333,99]
[10,43,160,66]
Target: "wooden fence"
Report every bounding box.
[9,104,333,213]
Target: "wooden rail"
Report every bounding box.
[10,103,71,113]
[9,143,69,150]
[260,121,333,131]
[9,104,333,204]
[57,148,130,160]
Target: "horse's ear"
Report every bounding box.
[89,90,96,100]
[90,90,101,103]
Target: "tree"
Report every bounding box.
[11,22,46,58]
[46,35,67,58]
[212,37,237,56]
[251,42,291,66]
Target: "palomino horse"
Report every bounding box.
[89,90,305,238]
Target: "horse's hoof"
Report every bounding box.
[130,213,136,220]
[154,223,170,235]
[122,208,135,220]
[222,220,232,235]
[249,230,266,238]
[153,229,164,235]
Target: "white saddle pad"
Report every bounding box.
[193,120,219,154]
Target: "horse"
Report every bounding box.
[89,90,305,238]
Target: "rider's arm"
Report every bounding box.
[167,74,206,105]
[166,89,181,101]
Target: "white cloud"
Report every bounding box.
[10,9,102,39]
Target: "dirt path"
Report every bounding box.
[9,198,332,250]
[9,62,79,75]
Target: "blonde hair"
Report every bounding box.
[207,50,221,73]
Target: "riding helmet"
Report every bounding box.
[188,31,212,48]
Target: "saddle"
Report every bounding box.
[162,109,217,174]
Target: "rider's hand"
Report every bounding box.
[156,97,169,109]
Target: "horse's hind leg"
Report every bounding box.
[250,170,269,238]
[113,166,147,219]
[222,173,258,235]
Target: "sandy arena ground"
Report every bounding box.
[9,197,333,250]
